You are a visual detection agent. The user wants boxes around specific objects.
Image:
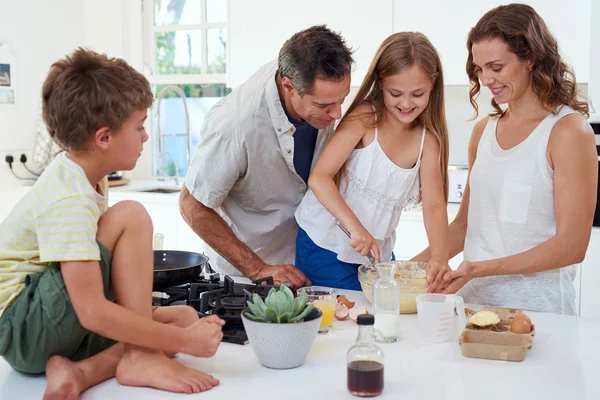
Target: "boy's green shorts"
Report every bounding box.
[0,242,117,374]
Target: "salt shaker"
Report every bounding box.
[372,263,401,342]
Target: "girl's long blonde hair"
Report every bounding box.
[335,32,449,202]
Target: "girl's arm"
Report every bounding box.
[418,132,450,292]
[442,114,597,293]
[308,103,381,262]
[412,117,488,263]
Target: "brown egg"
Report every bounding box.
[513,313,532,326]
[510,318,532,334]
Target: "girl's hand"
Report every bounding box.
[349,224,381,264]
[441,260,474,294]
[426,259,452,293]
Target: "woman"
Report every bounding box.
[414,3,597,315]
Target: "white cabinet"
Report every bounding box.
[393,0,591,85]
[394,212,463,269]
[108,192,179,249]
[177,210,206,254]
[141,201,179,250]
[228,1,590,89]
[228,0,393,88]
[580,229,600,321]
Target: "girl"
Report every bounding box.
[295,32,451,291]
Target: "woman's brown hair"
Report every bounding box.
[466,3,589,118]
[336,32,449,202]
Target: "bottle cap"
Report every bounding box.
[357,314,374,325]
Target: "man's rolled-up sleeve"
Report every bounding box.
[184,128,247,209]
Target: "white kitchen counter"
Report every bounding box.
[108,178,182,194]
[1,289,599,400]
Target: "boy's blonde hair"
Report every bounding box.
[42,48,154,151]
[336,32,449,202]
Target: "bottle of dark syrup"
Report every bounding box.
[347,314,384,397]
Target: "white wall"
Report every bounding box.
[393,0,591,85]
[0,0,85,153]
[0,0,144,188]
[228,0,394,88]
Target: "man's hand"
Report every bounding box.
[425,259,452,293]
[251,264,311,288]
[441,260,474,294]
[180,315,225,358]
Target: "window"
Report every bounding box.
[143,0,231,178]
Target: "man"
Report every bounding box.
[180,25,354,287]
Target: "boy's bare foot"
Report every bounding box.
[116,350,219,394]
[43,356,86,400]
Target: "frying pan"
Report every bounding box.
[153,250,210,291]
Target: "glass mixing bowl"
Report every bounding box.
[358,260,428,314]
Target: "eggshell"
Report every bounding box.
[337,295,355,309]
[348,306,368,322]
[335,303,349,320]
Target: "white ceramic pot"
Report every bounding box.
[241,307,322,369]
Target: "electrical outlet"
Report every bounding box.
[5,155,13,165]
[20,154,27,163]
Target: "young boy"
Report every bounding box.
[0,48,225,398]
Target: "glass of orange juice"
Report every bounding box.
[298,286,336,333]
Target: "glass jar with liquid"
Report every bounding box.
[372,263,401,342]
[347,314,384,397]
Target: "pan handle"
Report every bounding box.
[200,261,219,282]
[203,261,216,274]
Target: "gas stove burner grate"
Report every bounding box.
[152,274,282,345]
[221,295,247,311]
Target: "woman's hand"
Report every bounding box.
[425,259,452,293]
[441,260,474,294]
[349,224,381,264]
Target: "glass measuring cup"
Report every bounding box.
[416,294,466,343]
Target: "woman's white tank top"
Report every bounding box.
[459,105,579,315]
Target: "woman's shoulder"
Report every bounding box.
[473,115,491,135]
[550,110,594,144]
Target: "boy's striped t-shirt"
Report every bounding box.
[0,152,108,317]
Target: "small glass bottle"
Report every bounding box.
[153,233,164,250]
[372,263,401,342]
[347,314,385,397]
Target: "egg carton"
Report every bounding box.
[458,307,535,362]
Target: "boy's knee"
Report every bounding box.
[106,200,152,228]
[176,306,200,327]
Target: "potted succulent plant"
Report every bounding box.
[241,284,323,369]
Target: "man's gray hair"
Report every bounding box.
[278,25,354,96]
